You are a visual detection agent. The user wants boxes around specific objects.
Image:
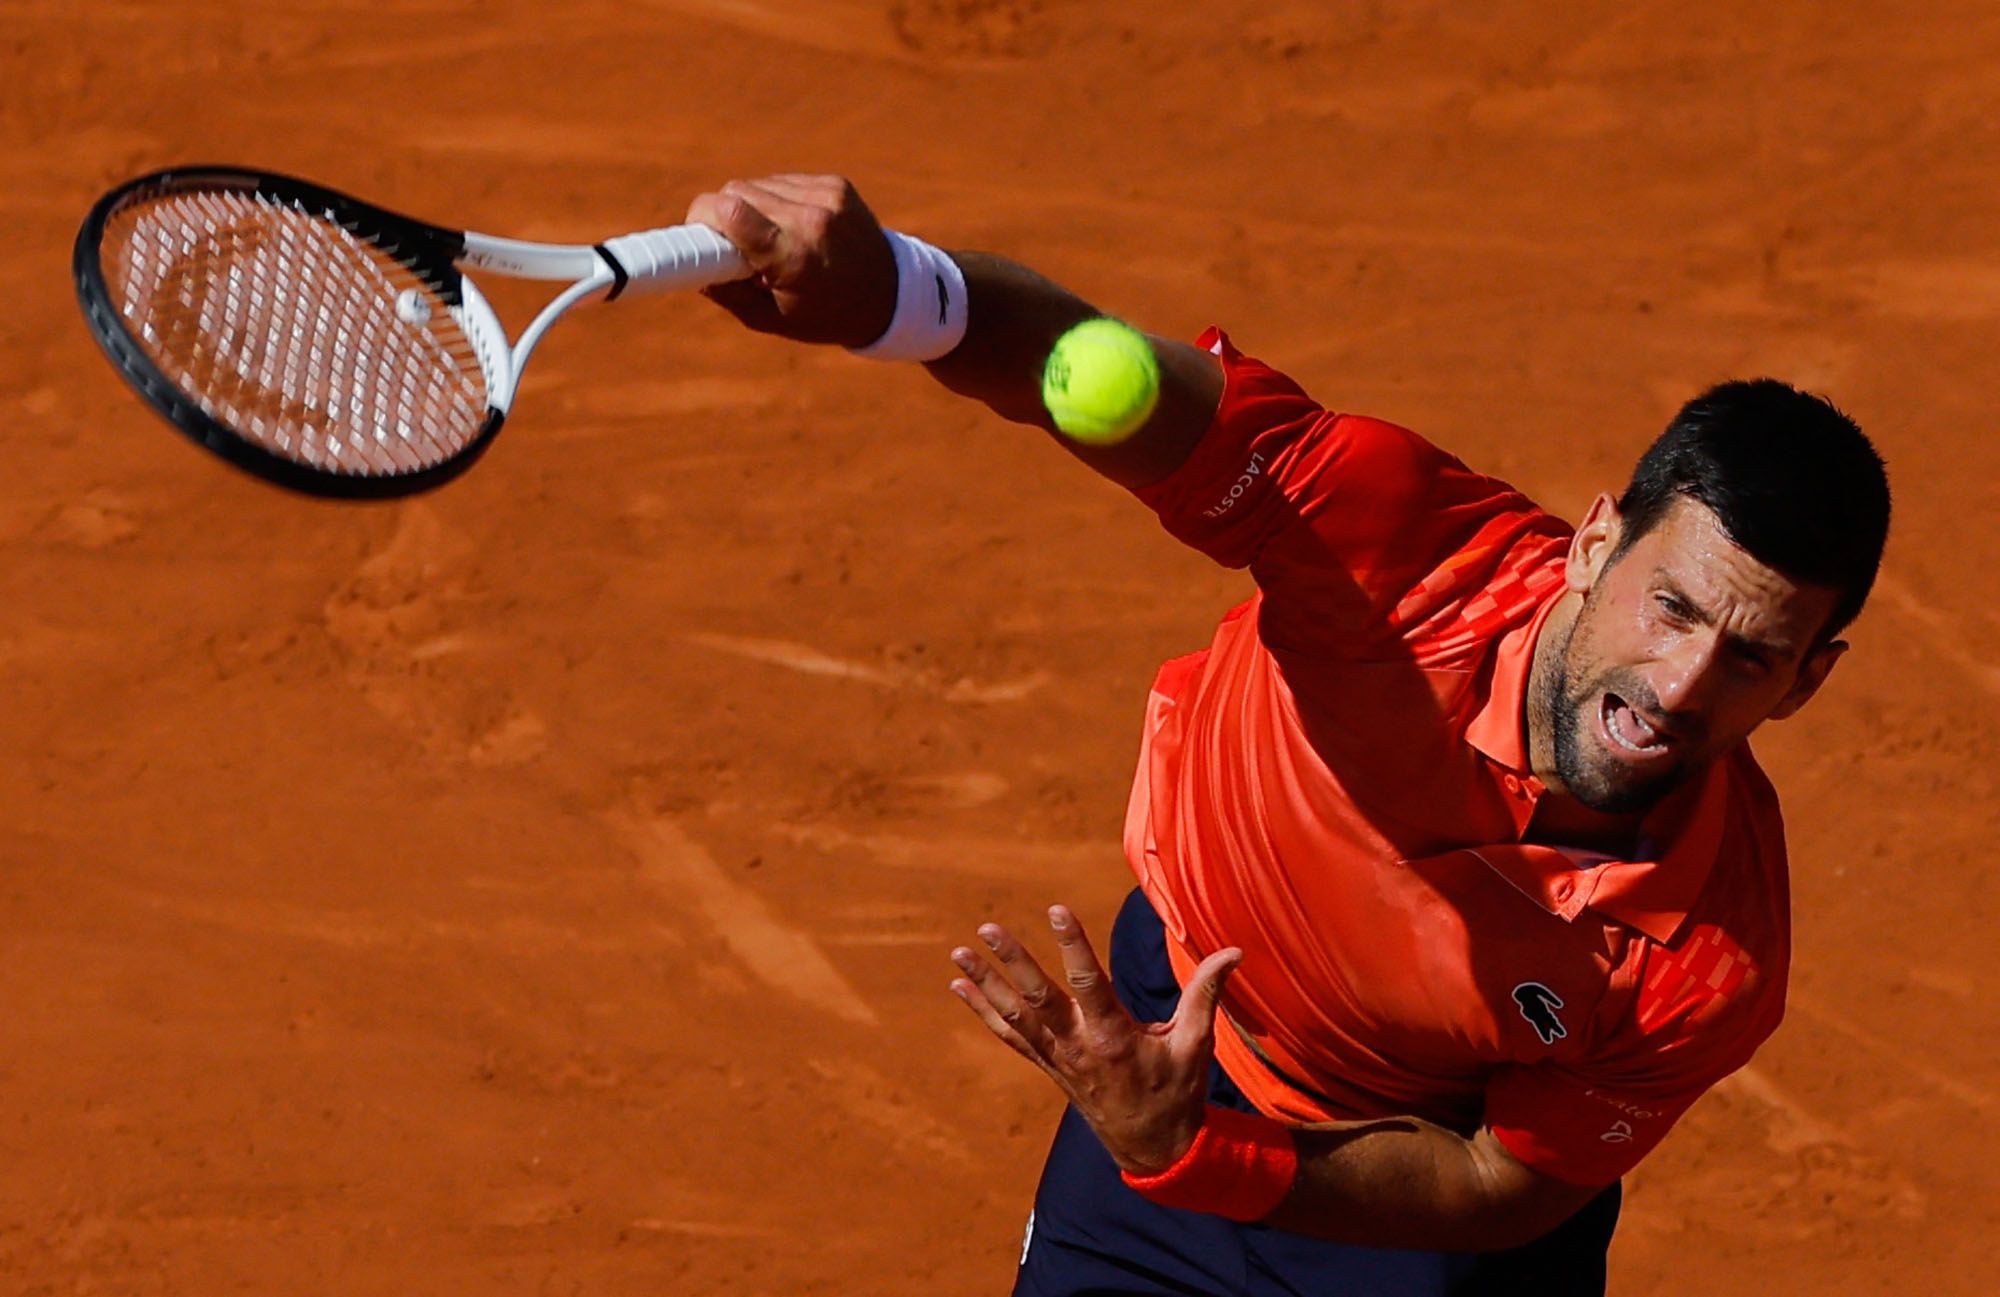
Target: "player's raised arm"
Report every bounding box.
[686,174,1222,489]
[927,253,1223,488]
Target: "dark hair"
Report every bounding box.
[1614,378,1890,642]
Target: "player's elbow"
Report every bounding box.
[1454,1130,1609,1251]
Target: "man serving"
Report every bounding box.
[684,173,1891,1296]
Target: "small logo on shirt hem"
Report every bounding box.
[1512,981,1568,1045]
[1583,1089,1662,1122]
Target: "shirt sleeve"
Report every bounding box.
[1131,330,1570,662]
[1482,931,1787,1185]
[1484,1065,1709,1186]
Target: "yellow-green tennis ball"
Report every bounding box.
[1042,318,1160,445]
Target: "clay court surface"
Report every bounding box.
[4,1,1997,1292]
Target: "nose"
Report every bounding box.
[1647,633,1724,718]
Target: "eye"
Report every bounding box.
[1728,644,1774,678]
[1654,593,1694,624]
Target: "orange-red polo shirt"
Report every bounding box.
[1121,330,1790,1185]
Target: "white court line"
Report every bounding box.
[1789,990,1994,1112]
[612,811,878,1027]
[683,630,1050,702]
[1717,1064,1848,1153]
[1873,573,2000,700]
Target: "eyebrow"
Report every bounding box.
[1653,571,1800,661]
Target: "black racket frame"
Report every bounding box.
[74,164,503,499]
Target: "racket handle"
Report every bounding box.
[600,224,748,295]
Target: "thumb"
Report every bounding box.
[1168,947,1242,1058]
[699,279,785,334]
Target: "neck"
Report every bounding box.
[1523,588,1646,853]
[1525,793,1644,854]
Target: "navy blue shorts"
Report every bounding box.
[1012,888,1620,1297]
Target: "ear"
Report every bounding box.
[1769,640,1847,720]
[1565,493,1624,596]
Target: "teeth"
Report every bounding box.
[1605,699,1664,753]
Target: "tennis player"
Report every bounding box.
[685,174,1891,1296]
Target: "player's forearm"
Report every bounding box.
[926,251,1222,490]
[1263,1117,1595,1252]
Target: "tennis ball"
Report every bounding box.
[1042,317,1160,445]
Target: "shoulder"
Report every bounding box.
[1706,744,1792,963]
[1624,760,1792,1077]
[1726,742,1789,860]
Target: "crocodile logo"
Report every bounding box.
[1512,982,1568,1045]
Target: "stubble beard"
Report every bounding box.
[1545,606,1687,816]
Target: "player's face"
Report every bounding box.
[1548,496,1845,814]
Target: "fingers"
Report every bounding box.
[683,186,788,332]
[948,961,1048,1068]
[721,178,830,238]
[750,173,850,204]
[684,186,785,263]
[949,913,1221,1178]
[946,919,1072,1060]
[683,171,893,347]
[685,180,824,290]
[1047,905,1122,1020]
[975,922,1062,1015]
[1167,946,1242,1059]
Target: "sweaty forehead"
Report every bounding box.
[1625,499,1840,648]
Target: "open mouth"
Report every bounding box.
[1599,692,1675,761]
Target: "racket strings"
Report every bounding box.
[100,189,491,475]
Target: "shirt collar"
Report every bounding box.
[1467,745,1731,944]
[1464,589,1561,771]
[1585,765,1730,942]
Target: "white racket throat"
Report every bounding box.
[457,225,745,413]
[453,276,517,413]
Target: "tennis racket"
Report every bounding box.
[73,164,749,498]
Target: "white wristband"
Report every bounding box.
[849,230,969,362]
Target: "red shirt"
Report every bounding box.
[1122,330,1790,1186]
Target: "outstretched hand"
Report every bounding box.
[684,174,898,348]
[949,905,1242,1175]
